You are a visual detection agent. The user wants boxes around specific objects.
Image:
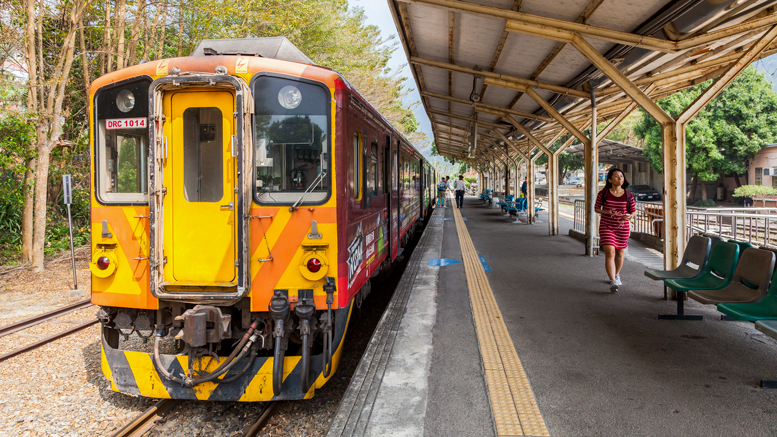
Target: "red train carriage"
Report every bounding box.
[91,38,436,401]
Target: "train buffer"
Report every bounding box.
[327,196,777,436]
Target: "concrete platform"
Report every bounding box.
[328,195,777,436]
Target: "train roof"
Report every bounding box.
[190,37,314,65]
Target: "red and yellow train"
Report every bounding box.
[90,38,436,401]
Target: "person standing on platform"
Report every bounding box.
[445,176,453,206]
[521,178,527,198]
[454,174,466,208]
[594,167,636,293]
[436,180,446,207]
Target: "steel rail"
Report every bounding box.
[0,299,92,339]
[244,403,278,437]
[111,399,182,437]
[0,319,99,363]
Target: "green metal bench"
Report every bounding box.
[717,251,777,321]
[687,247,774,306]
[645,235,711,300]
[658,241,740,321]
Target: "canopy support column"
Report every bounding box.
[506,117,557,233]
[586,89,598,256]
[529,151,541,224]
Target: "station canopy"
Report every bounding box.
[565,138,648,165]
[387,0,777,163]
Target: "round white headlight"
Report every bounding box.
[278,85,302,110]
[116,89,135,113]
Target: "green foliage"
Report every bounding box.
[0,114,35,249]
[634,67,777,181]
[692,199,717,207]
[732,184,777,198]
[534,134,585,178]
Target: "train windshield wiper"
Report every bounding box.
[289,170,326,212]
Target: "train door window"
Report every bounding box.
[393,144,398,190]
[354,132,362,200]
[182,107,223,202]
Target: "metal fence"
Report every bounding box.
[572,202,777,249]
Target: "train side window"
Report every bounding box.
[368,141,378,197]
[182,107,223,202]
[354,132,362,201]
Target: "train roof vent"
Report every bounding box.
[190,37,313,64]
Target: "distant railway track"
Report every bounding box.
[0,299,92,338]
[0,299,97,363]
[111,399,277,437]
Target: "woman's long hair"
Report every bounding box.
[604,167,630,190]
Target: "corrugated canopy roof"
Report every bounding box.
[388,0,777,163]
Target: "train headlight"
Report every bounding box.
[299,251,328,281]
[116,89,135,113]
[90,251,118,278]
[278,85,302,109]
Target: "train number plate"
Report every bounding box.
[106,118,147,129]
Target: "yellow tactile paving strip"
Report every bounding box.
[451,200,551,437]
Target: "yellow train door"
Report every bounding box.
[163,91,236,284]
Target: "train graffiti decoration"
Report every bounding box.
[90,38,437,401]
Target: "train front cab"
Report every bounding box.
[93,59,356,401]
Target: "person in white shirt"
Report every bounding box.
[454,175,467,208]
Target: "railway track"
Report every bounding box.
[111,399,277,437]
[0,299,98,363]
[0,298,92,338]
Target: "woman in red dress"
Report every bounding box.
[594,168,636,292]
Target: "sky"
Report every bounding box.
[354,0,434,150]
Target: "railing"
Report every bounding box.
[633,202,664,237]
[573,201,777,249]
[686,209,777,249]
[574,200,585,233]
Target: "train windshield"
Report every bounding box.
[94,78,151,204]
[253,76,330,204]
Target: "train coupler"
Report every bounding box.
[174,305,232,348]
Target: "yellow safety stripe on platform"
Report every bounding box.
[452,201,550,437]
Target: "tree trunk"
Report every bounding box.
[177,3,184,57]
[21,158,36,264]
[101,0,111,75]
[126,0,143,66]
[143,0,161,61]
[30,0,90,272]
[79,14,90,95]
[701,181,708,200]
[116,0,127,69]
[156,0,168,59]
[31,141,51,271]
[689,175,698,202]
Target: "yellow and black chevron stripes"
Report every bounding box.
[100,304,353,402]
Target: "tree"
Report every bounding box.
[23,0,92,271]
[535,135,585,180]
[633,67,777,200]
